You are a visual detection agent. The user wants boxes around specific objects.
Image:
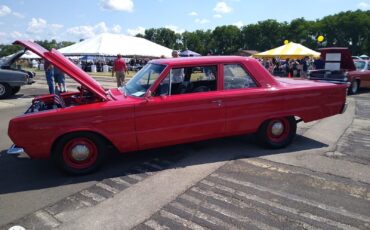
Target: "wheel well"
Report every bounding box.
[51,131,118,154]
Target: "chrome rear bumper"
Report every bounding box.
[7,144,25,155]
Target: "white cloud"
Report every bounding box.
[67,22,110,39]
[27,18,47,33]
[358,2,370,10]
[0,5,11,16]
[213,14,222,18]
[12,12,25,18]
[100,0,134,12]
[112,24,122,33]
[10,31,24,39]
[127,26,145,36]
[165,25,185,34]
[213,2,232,14]
[189,11,198,16]
[195,18,210,24]
[233,21,243,28]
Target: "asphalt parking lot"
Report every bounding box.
[1,75,369,229]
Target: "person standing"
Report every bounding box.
[54,67,67,93]
[112,54,128,87]
[44,60,55,94]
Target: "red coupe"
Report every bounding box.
[8,41,347,174]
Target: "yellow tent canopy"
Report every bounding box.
[253,42,320,59]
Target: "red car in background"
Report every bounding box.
[8,40,347,174]
[308,48,370,94]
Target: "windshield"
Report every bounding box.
[122,63,166,97]
[354,61,366,70]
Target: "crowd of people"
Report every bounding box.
[258,56,325,78]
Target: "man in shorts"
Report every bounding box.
[112,54,128,87]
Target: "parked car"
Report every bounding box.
[308,48,370,94]
[0,50,35,98]
[8,40,347,174]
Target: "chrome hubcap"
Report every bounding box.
[352,81,358,92]
[70,144,90,161]
[271,122,284,136]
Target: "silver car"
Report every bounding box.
[0,50,35,99]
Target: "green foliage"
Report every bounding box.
[1,10,369,56]
[0,44,23,57]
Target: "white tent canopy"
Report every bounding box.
[57,33,173,58]
[21,50,40,59]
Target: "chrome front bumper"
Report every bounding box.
[7,144,25,155]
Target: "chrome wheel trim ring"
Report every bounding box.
[271,121,284,136]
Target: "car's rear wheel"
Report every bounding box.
[0,83,12,99]
[257,116,297,149]
[52,132,106,175]
[348,80,359,95]
[11,86,21,95]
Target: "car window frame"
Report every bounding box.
[221,62,259,91]
[152,64,220,97]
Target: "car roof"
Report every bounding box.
[150,56,255,66]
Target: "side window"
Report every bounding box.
[155,65,217,96]
[224,64,257,90]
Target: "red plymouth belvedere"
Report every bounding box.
[8,41,347,174]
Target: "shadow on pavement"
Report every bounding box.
[0,133,327,195]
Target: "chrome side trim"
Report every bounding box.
[7,144,25,155]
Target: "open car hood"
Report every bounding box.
[14,40,109,101]
[0,50,25,67]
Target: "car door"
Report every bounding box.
[134,64,226,150]
[221,63,276,135]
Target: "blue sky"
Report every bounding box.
[0,0,369,44]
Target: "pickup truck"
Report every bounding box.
[308,47,370,94]
[0,50,35,99]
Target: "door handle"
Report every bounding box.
[211,100,222,107]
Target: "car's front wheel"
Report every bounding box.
[52,132,106,175]
[348,80,359,95]
[257,116,297,149]
[0,83,12,99]
[11,86,21,95]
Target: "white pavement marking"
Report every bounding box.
[34,210,60,228]
[159,210,206,230]
[181,193,278,230]
[169,201,240,230]
[56,149,229,229]
[210,174,361,230]
[144,219,171,230]
[200,180,319,230]
[66,196,92,209]
[110,177,132,187]
[212,172,370,223]
[80,190,106,203]
[95,182,119,194]
[126,174,144,182]
[241,158,370,201]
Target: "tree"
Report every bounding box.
[143,28,177,49]
[211,25,241,55]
